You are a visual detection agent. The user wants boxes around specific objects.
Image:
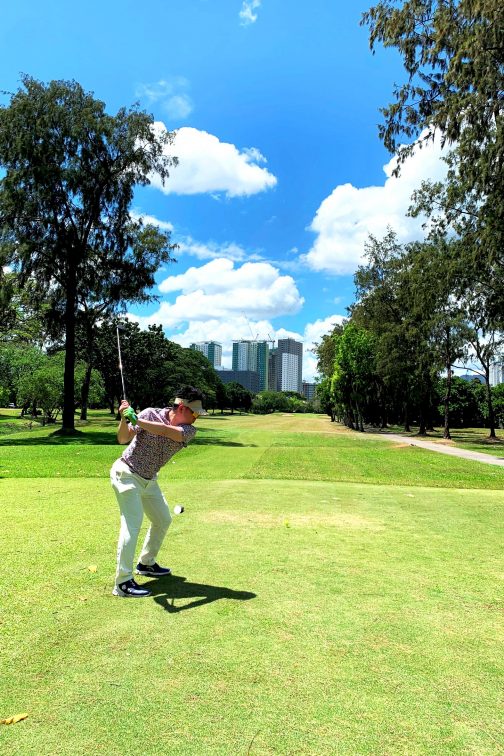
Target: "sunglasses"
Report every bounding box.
[183,406,198,421]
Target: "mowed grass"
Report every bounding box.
[1,410,503,754]
[0,410,502,489]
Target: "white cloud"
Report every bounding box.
[152,124,277,197]
[128,258,302,331]
[177,238,257,262]
[303,133,448,276]
[124,250,346,382]
[130,210,174,232]
[129,211,263,263]
[135,78,193,121]
[239,0,261,25]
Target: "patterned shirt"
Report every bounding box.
[121,407,196,480]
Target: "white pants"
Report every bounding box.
[110,458,172,586]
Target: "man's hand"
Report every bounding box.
[119,400,138,426]
[123,407,138,426]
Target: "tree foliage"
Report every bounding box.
[92,320,222,412]
[361,0,504,323]
[0,76,177,431]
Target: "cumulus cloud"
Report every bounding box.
[124,251,345,381]
[135,78,193,121]
[129,258,302,332]
[239,0,261,25]
[303,133,448,276]
[152,124,277,197]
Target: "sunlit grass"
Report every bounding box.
[1,410,503,753]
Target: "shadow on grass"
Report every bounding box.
[0,429,118,446]
[0,431,255,448]
[192,438,257,447]
[148,574,256,613]
[365,424,503,447]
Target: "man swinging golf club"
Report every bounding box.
[110,385,207,597]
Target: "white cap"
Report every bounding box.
[175,398,208,416]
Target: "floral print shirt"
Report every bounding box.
[121,406,196,480]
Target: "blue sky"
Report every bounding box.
[1,1,447,380]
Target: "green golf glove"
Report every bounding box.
[123,407,138,426]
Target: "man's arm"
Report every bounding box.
[135,418,184,442]
[117,416,136,444]
[117,400,136,444]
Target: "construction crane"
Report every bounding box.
[241,311,260,341]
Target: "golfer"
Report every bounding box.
[110,386,207,598]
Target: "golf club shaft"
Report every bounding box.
[116,327,127,401]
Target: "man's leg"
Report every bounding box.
[138,479,172,567]
[110,460,145,586]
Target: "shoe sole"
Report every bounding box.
[112,587,151,598]
[135,569,171,577]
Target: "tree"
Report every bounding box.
[77,221,177,420]
[0,76,177,431]
[352,229,422,431]
[315,378,338,422]
[16,351,103,423]
[252,390,290,414]
[362,1,504,323]
[313,322,344,380]
[0,343,46,410]
[492,383,504,429]
[92,319,222,413]
[436,376,485,428]
[330,323,379,431]
[225,382,253,414]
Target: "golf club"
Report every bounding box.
[116,325,127,401]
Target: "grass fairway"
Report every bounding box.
[1,412,503,754]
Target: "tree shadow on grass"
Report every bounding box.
[191,438,256,447]
[0,432,255,448]
[147,574,256,614]
[0,430,118,446]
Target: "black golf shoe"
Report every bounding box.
[113,578,152,598]
[135,561,172,577]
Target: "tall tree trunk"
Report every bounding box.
[484,366,497,439]
[443,327,452,439]
[403,404,411,433]
[443,368,452,440]
[418,408,427,436]
[62,262,77,431]
[80,362,92,421]
[80,320,94,421]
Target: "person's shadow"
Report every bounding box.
[147,574,256,613]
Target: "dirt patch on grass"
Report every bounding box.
[201,510,384,530]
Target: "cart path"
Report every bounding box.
[367,432,504,468]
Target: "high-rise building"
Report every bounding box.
[219,370,260,393]
[277,338,303,394]
[490,360,504,386]
[232,340,269,391]
[302,381,316,401]
[268,347,279,391]
[189,341,222,368]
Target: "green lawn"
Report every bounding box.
[1,410,503,754]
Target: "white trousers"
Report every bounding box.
[110,458,172,586]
